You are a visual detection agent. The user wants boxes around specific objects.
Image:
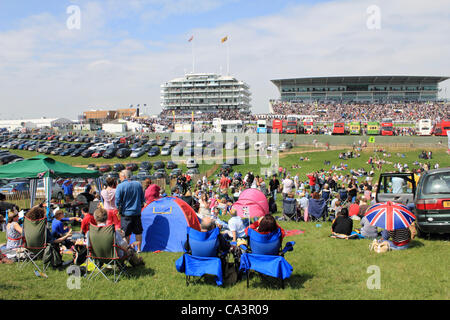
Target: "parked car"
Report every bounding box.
[279,142,293,151]
[186,168,200,176]
[130,148,146,158]
[140,161,152,171]
[415,168,450,236]
[237,142,249,150]
[161,146,172,156]
[0,180,30,195]
[113,163,125,172]
[153,161,165,170]
[103,147,118,159]
[99,165,112,173]
[166,161,178,169]
[36,180,64,200]
[126,163,139,171]
[81,149,95,158]
[116,148,132,159]
[147,146,160,157]
[186,158,198,168]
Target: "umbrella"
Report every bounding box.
[232,188,269,218]
[364,201,416,231]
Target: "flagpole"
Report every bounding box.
[192,39,195,74]
[226,40,230,76]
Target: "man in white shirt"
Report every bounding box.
[282,175,295,200]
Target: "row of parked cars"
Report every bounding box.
[93,160,200,184]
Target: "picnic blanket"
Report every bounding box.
[285,229,304,237]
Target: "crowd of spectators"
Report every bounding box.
[270,101,450,122]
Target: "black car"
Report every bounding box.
[147,146,160,157]
[70,149,83,157]
[153,160,165,170]
[116,148,132,159]
[103,148,118,159]
[167,161,178,169]
[81,149,95,158]
[140,161,152,170]
[113,163,125,172]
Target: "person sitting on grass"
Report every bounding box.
[359,215,379,239]
[86,208,144,266]
[331,208,353,236]
[378,227,411,250]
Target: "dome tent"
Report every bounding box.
[137,197,201,252]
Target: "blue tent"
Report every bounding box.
[138,197,201,252]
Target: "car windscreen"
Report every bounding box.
[422,172,450,195]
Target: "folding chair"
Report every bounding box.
[19,216,50,276]
[175,227,233,286]
[282,198,301,221]
[86,224,128,283]
[239,228,295,289]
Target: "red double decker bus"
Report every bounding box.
[332,122,346,135]
[381,118,394,136]
[434,120,450,136]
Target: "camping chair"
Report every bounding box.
[308,198,327,222]
[175,227,233,286]
[239,228,295,289]
[19,216,50,275]
[282,198,301,221]
[86,224,128,283]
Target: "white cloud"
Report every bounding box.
[0,0,449,119]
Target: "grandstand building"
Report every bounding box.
[160,73,252,118]
[271,76,449,103]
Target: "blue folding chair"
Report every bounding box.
[239,228,295,289]
[175,227,230,286]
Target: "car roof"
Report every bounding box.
[421,167,450,175]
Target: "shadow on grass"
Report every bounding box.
[125,265,155,278]
[408,240,425,249]
[245,272,314,290]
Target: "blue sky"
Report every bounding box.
[0,0,449,119]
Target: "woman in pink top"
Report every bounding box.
[101,177,121,230]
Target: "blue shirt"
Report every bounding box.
[115,180,145,217]
[51,218,70,239]
[62,181,73,196]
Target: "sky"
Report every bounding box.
[0,0,449,120]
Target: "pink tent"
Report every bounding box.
[232,188,269,218]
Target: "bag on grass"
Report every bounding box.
[369,239,390,253]
[43,243,63,268]
[72,244,87,265]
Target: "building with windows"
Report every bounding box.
[160,73,252,119]
[271,76,449,103]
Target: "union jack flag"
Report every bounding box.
[365,201,416,231]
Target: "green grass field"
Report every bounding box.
[0,143,449,300]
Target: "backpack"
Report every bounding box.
[43,243,63,268]
[72,244,87,265]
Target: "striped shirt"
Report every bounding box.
[388,228,411,246]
